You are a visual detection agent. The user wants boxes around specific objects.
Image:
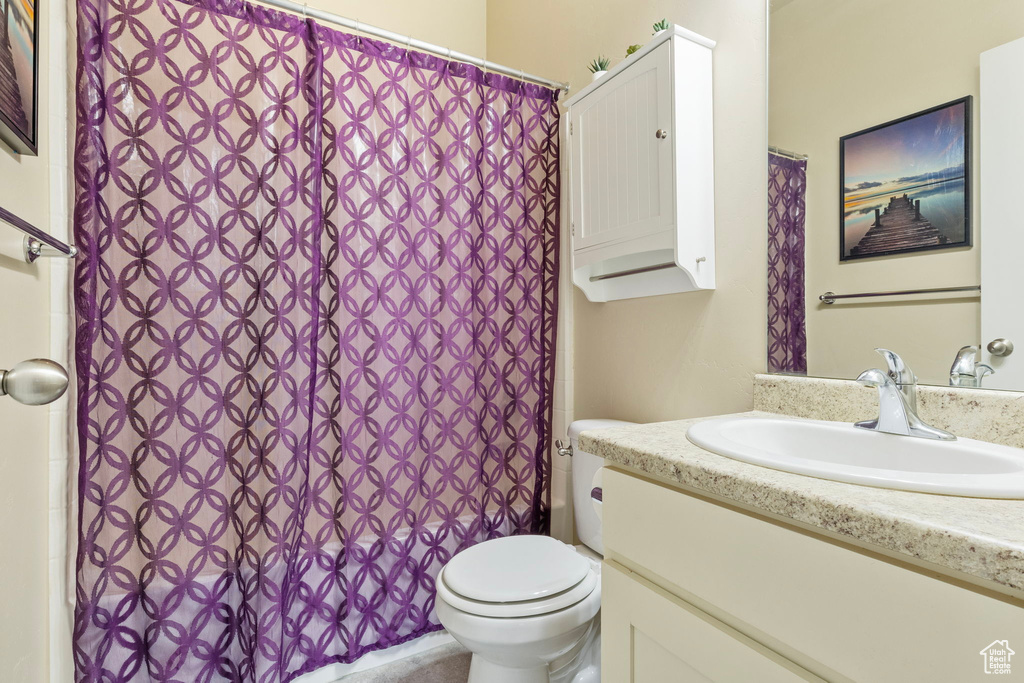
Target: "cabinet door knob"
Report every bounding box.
[988,338,1015,356]
[655,128,669,140]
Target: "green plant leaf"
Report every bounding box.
[587,55,611,73]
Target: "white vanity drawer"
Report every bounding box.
[603,561,819,682]
[602,467,1024,682]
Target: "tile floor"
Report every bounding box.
[339,642,470,683]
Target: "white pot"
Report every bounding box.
[591,70,607,82]
[654,29,668,37]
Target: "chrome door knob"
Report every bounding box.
[0,359,69,405]
[987,338,1015,357]
[655,129,669,140]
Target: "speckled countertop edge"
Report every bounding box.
[581,412,1024,596]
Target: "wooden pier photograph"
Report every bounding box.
[839,97,970,260]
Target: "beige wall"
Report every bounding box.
[488,0,768,423]
[0,1,53,679]
[770,0,1024,385]
[313,0,486,56]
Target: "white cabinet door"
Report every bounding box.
[569,41,674,251]
[980,36,1024,388]
[602,562,818,683]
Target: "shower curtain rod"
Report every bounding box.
[769,145,809,161]
[257,0,571,93]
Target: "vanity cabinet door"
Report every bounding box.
[602,562,818,683]
[569,40,674,252]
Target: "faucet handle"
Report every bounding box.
[856,366,955,441]
[855,368,903,435]
[950,345,978,373]
[949,346,995,387]
[856,367,891,388]
[875,348,915,385]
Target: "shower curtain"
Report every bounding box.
[767,152,807,374]
[72,0,560,679]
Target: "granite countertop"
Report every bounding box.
[580,411,1024,597]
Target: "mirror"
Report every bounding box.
[767,0,1024,390]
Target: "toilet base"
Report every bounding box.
[468,655,549,683]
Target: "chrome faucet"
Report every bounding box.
[855,348,955,441]
[949,345,994,388]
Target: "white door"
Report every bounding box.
[980,36,1024,389]
[569,41,674,251]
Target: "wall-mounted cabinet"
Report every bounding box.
[566,26,716,302]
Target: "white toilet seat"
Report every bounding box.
[436,565,599,618]
[442,535,591,603]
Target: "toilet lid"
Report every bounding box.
[437,564,598,618]
[442,535,590,603]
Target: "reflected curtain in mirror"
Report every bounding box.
[767,152,807,374]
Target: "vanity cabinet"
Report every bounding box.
[602,467,1024,682]
[603,562,816,682]
[565,26,715,302]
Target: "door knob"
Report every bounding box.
[655,129,669,140]
[987,338,1014,357]
[0,359,69,405]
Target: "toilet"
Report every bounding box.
[435,419,634,683]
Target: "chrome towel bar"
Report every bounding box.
[589,261,676,282]
[819,285,981,305]
[0,206,77,262]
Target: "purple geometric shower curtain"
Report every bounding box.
[767,152,807,374]
[72,0,560,679]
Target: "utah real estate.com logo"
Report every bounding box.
[980,640,1014,675]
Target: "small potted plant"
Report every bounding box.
[588,56,611,82]
[625,44,642,58]
[652,19,671,36]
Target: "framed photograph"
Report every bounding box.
[0,0,37,155]
[839,96,971,261]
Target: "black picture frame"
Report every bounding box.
[0,0,38,155]
[839,96,971,261]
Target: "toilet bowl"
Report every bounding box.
[435,536,601,683]
[435,419,634,683]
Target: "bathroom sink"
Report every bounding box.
[686,416,1024,498]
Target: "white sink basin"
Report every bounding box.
[686,416,1024,498]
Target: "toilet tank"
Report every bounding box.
[567,419,635,556]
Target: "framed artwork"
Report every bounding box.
[0,0,37,155]
[839,96,971,261]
